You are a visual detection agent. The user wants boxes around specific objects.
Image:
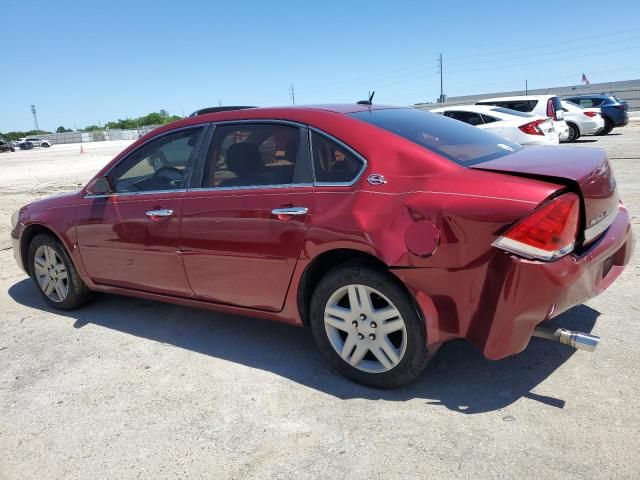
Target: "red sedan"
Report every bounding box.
[10,104,634,388]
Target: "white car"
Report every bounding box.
[475,95,571,142]
[431,105,559,146]
[19,137,52,148]
[560,101,605,141]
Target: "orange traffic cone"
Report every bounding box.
[80,145,84,154]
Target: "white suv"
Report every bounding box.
[19,137,52,148]
[475,95,571,142]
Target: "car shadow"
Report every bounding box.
[8,279,599,414]
[572,139,599,143]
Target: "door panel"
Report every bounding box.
[76,193,193,296]
[180,187,313,311]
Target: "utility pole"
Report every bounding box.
[437,54,445,103]
[525,79,528,95]
[289,84,295,105]
[218,99,222,107]
[30,105,39,131]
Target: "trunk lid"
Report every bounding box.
[471,146,618,245]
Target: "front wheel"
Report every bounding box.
[28,233,93,310]
[309,262,431,388]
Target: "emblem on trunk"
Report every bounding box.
[590,210,609,226]
[367,174,387,185]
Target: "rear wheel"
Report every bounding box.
[566,123,580,143]
[28,233,93,310]
[42,143,50,148]
[309,262,431,388]
[597,118,613,135]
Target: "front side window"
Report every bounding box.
[202,123,310,188]
[350,108,523,167]
[111,127,204,193]
[311,132,365,184]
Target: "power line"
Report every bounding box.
[446,26,640,62]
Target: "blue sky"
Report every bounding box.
[2,0,639,132]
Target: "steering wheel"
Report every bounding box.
[152,166,183,188]
[149,151,169,171]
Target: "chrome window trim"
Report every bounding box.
[193,120,312,193]
[583,209,617,244]
[309,127,368,187]
[84,188,188,199]
[187,183,313,193]
[98,124,209,195]
[210,119,307,129]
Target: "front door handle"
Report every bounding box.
[146,208,174,217]
[271,207,309,216]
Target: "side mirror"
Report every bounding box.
[555,109,565,121]
[86,176,112,196]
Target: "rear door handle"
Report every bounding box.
[271,207,308,216]
[146,208,174,217]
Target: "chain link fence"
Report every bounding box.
[39,125,161,145]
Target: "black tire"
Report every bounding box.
[28,233,93,310]
[597,118,613,136]
[42,143,50,148]
[566,123,580,143]
[309,261,431,388]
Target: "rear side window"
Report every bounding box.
[477,100,537,112]
[445,111,484,126]
[311,131,365,184]
[350,108,522,166]
[202,123,311,188]
[481,114,499,124]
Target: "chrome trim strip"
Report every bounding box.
[309,127,368,187]
[187,183,313,193]
[84,188,188,199]
[583,210,617,244]
[210,119,307,129]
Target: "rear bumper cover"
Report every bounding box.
[394,204,634,360]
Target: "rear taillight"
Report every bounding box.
[584,111,598,117]
[492,193,580,261]
[614,105,627,110]
[519,119,546,136]
[546,99,554,118]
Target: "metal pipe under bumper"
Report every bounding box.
[532,327,600,352]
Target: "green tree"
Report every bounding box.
[56,126,72,133]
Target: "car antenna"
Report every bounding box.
[357,90,375,105]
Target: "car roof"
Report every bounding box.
[160,104,407,132]
[565,94,610,99]
[477,95,556,102]
[432,104,506,114]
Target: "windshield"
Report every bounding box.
[349,108,522,166]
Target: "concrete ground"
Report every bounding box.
[1,127,639,480]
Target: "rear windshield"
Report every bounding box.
[350,108,522,166]
[490,107,533,117]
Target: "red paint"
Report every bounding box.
[10,105,635,361]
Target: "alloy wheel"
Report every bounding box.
[33,245,69,302]
[323,284,407,373]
